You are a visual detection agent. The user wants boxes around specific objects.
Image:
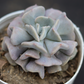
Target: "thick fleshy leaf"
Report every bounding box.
[45,39,68,56]
[70,48,78,60]
[40,26,50,40]
[15,58,28,72]
[57,13,75,40]
[5,53,16,66]
[4,36,27,60]
[7,16,24,36]
[1,38,8,51]
[11,27,33,45]
[61,63,68,71]
[25,25,39,41]
[24,4,37,13]
[35,54,62,66]
[56,51,70,66]
[26,61,44,79]
[36,23,41,34]
[21,41,47,54]
[35,16,54,27]
[56,48,77,66]
[47,65,62,73]
[20,5,38,19]
[45,8,62,21]
[60,40,78,55]
[22,6,45,26]
[46,19,62,41]
[20,49,40,60]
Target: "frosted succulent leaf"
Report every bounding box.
[26,61,44,79]
[3,36,27,60]
[46,19,62,41]
[2,38,8,52]
[35,54,62,66]
[45,8,62,21]
[36,23,41,34]
[11,26,33,45]
[25,24,39,41]
[35,16,54,27]
[70,48,78,60]
[21,40,47,54]
[24,4,37,13]
[39,26,50,40]
[20,49,40,60]
[60,40,78,55]
[2,5,78,79]
[22,6,45,26]
[55,48,78,66]
[5,53,16,66]
[45,39,68,56]
[47,65,62,73]
[7,16,24,36]
[15,58,28,72]
[57,13,75,40]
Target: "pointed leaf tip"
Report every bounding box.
[25,25,39,42]
[11,27,33,45]
[35,54,62,66]
[26,61,44,79]
[20,49,40,60]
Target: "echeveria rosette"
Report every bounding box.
[2,5,78,79]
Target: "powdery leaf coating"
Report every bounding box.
[7,16,24,37]
[25,25,39,42]
[35,54,62,66]
[47,65,62,73]
[11,27,33,45]
[20,49,40,60]
[5,53,16,66]
[26,61,44,79]
[21,40,47,55]
[2,5,78,79]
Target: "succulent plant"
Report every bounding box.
[2,5,78,79]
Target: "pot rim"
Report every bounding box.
[0,10,24,21]
[0,10,84,84]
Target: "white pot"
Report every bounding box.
[0,11,84,84]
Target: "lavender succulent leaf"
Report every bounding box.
[11,27,33,45]
[5,53,16,66]
[60,41,78,55]
[47,65,62,73]
[24,4,37,14]
[57,13,75,40]
[45,39,68,56]
[46,19,62,41]
[25,24,39,42]
[21,40,47,54]
[40,26,50,40]
[35,54,62,66]
[56,51,70,66]
[22,6,45,26]
[70,48,78,60]
[26,61,44,79]
[56,48,78,66]
[36,23,41,34]
[15,58,28,72]
[2,38,8,52]
[20,49,40,60]
[35,16,54,27]
[3,36,27,60]
[45,8,62,21]
[7,16,24,36]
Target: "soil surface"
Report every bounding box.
[0,28,78,84]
